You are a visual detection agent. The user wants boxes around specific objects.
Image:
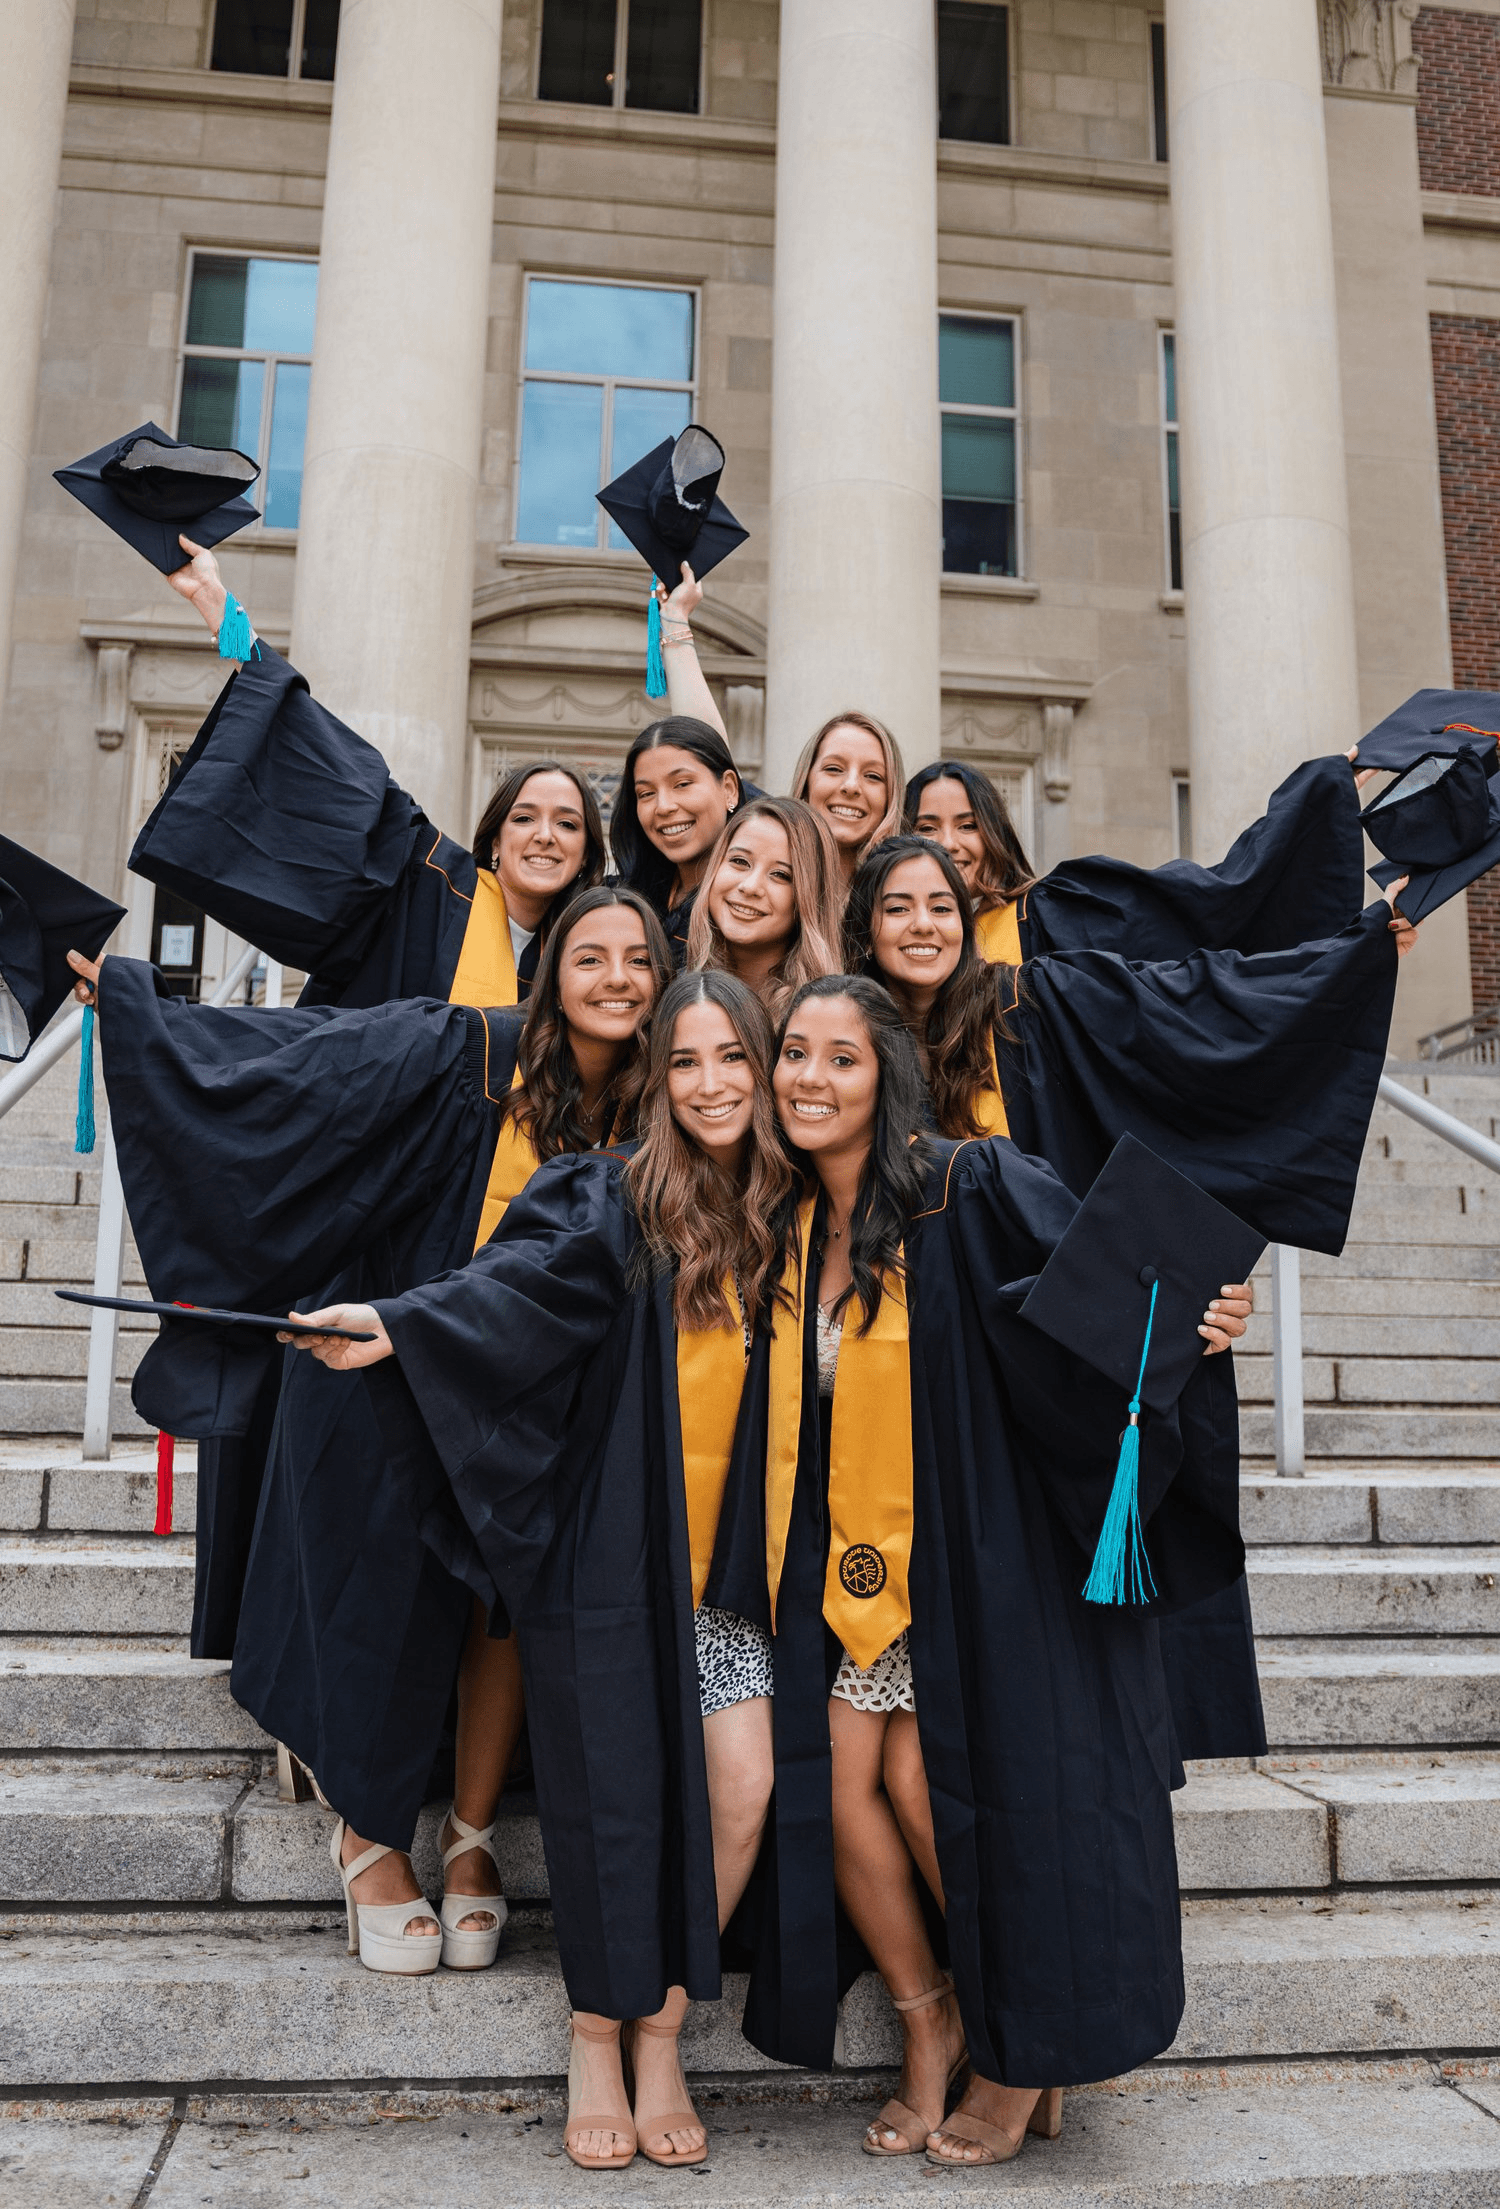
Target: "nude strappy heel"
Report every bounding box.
[565,2015,637,2171]
[329,1818,441,1975]
[276,1743,331,1807]
[624,1988,707,2168]
[863,1978,969,2157]
[438,1807,507,1971]
[924,2085,1064,2167]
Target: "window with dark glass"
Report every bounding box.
[210,0,340,79]
[178,253,319,530]
[939,313,1019,577]
[937,1,1009,146]
[515,277,696,548]
[1161,330,1181,591]
[1151,20,1169,161]
[538,0,701,113]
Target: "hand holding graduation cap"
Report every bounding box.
[166,535,230,639]
[281,1301,394,1369]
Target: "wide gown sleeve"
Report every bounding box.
[1008,902,1397,1254]
[126,645,426,982]
[369,1154,639,1613]
[1026,753,1365,959]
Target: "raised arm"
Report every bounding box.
[657,563,728,741]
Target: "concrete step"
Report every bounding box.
[1257,1639,1500,1747]
[0,1536,194,1635]
[0,1324,147,1380]
[0,1759,253,1902]
[0,1281,155,1326]
[6,1899,1500,2085]
[0,1377,150,1437]
[1342,1185,1500,1242]
[0,1237,145,1286]
[0,1449,198,1534]
[1252,1276,1500,1317]
[1239,1407,1500,1458]
[1240,1471,1500,1546]
[1243,1314,1500,1355]
[0,1203,105,1240]
[12,2069,1500,2207]
[1247,1546,1500,1634]
[0,1647,264,1752]
[1277,1244,1500,1281]
[0,1165,93,1207]
[1239,1356,1500,1407]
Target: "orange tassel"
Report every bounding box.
[154,1431,174,1536]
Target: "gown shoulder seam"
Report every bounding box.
[421,828,473,904]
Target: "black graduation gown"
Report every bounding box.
[709,1140,1191,2084]
[367,1151,726,2021]
[96,957,521,1840]
[125,643,538,1654]
[999,903,1400,1757]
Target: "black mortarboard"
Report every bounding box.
[56,1292,376,1341]
[0,837,126,1063]
[596,424,749,589]
[1367,764,1500,923]
[1021,1134,1266,1419]
[1353,688,1500,774]
[54,421,260,575]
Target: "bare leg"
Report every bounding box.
[568,2011,634,2164]
[627,1986,705,2163]
[338,1828,438,1935]
[829,1698,965,2151]
[928,2078,1051,2163]
[882,1708,944,1907]
[444,1599,525,1929]
[702,1695,773,1930]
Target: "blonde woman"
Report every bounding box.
[685,796,845,1013]
[789,712,907,881]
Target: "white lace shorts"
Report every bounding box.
[695,1604,774,1719]
[831,1630,915,1714]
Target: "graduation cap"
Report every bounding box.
[1354,689,1500,775]
[56,1292,376,1342]
[597,426,749,699]
[1365,761,1500,924]
[1020,1134,1266,1605]
[0,836,126,1066]
[54,421,260,575]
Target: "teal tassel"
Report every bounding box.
[75,1006,96,1156]
[645,587,667,700]
[217,592,254,661]
[1083,1279,1159,1606]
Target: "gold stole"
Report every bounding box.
[766,1197,914,1668]
[448,868,518,1010]
[676,1282,748,1607]
[475,1071,541,1250]
[971,899,1021,1140]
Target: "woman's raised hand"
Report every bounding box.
[1346,743,1376,793]
[279,1304,394,1369]
[658,561,703,626]
[68,948,103,1006]
[1382,876,1419,958]
[1200,1278,1254,1356]
[166,536,229,636]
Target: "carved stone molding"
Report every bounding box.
[1319,0,1419,99]
[93,642,133,750]
[1042,702,1074,804]
[722,684,766,776]
[939,700,1041,759]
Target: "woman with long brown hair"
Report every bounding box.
[789,710,907,881]
[286,968,795,2173]
[684,795,844,1013]
[611,717,748,958]
[903,760,1034,962]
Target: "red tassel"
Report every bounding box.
[154,1431,174,1536]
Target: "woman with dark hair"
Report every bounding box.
[903,760,1034,960]
[789,710,907,880]
[282,970,796,2171]
[76,888,673,1983]
[129,541,607,1656]
[684,795,845,1014]
[610,716,746,958]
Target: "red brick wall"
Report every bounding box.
[1413,9,1500,195]
[1430,316,1500,1007]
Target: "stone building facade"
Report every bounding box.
[1,0,1498,1051]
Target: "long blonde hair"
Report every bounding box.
[684,796,845,1015]
[624,971,794,1332]
[788,710,907,862]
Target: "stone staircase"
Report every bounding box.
[3,1058,1500,2200]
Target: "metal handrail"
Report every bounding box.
[1270,1069,1500,1478]
[0,1003,88,1122]
[1417,1002,1500,1063]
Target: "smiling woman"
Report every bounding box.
[684,795,844,1012]
[610,716,745,956]
[789,711,907,881]
[472,762,607,950]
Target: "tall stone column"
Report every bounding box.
[1165,0,1361,862]
[290,0,501,831]
[0,0,76,733]
[763,0,942,787]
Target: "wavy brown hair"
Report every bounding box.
[470,760,607,935]
[505,887,673,1159]
[788,710,907,859]
[902,760,1035,910]
[625,970,794,1333]
[842,835,1018,1143]
[684,795,845,1015]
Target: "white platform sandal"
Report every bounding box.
[329,1818,442,1975]
[438,1808,508,1971]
